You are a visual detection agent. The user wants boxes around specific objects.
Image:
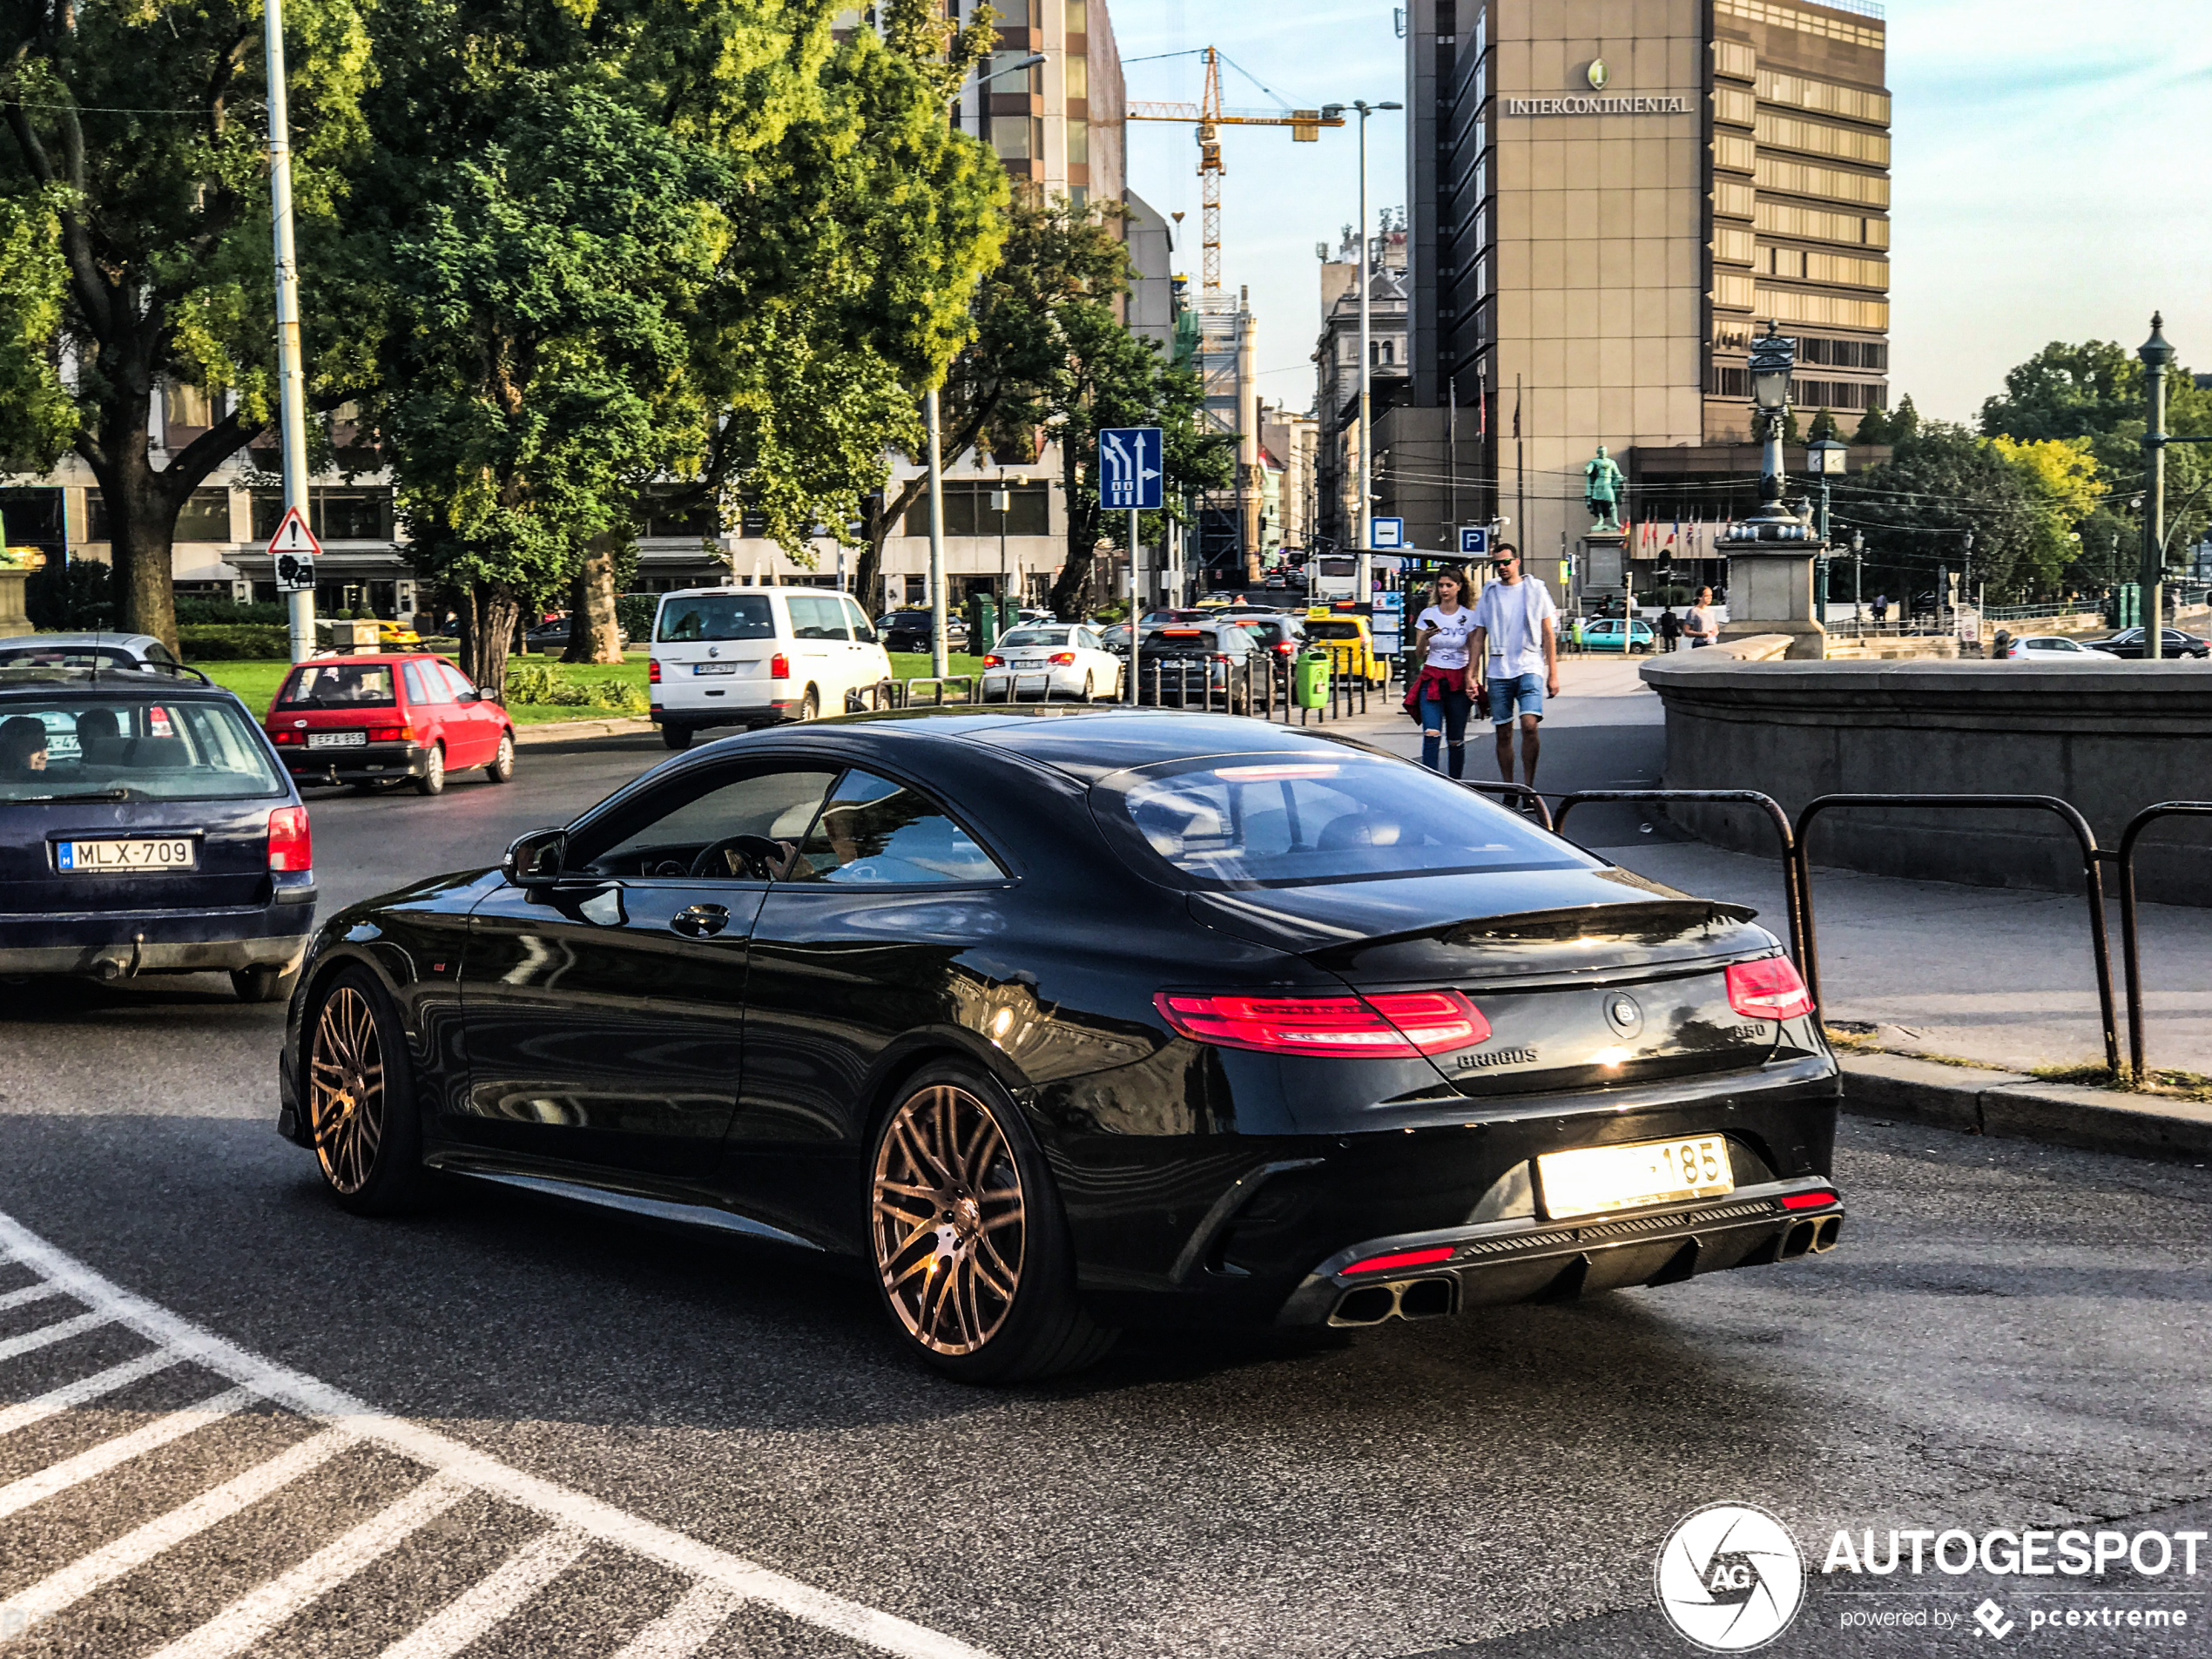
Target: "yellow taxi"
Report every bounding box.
[374,618,424,650]
[1302,606,1390,687]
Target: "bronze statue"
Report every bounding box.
[1583,445,1625,532]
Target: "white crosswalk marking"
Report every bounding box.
[140,1474,470,1659]
[0,1284,64,1313]
[609,1582,744,1659]
[374,1527,590,1659]
[0,1386,255,1521]
[0,1309,108,1362]
[0,1211,994,1659]
[0,1347,182,1439]
[2,1426,356,1629]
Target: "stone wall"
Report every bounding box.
[1641,653,2212,906]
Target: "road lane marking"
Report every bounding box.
[2,1426,358,1631]
[141,1474,471,1659]
[0,1310,109,1363]
[0,1210,995,1659]
[609,1582,744,1659]
[0,1349,184,1440]
[0,1386,256,1521]
[0,1285,64,1313]
[374,1527,590,1659]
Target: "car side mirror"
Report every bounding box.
[502,826,568,889]
[454,688,482,704]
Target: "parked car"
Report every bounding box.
[654,588,893,749]
[265,654,516,796]
[0,633,189,675]
[1221,612,1309,676]
[1132,623,1264,712]
[523,615,628,653]
[0,662,314,1000]
[1580,617,1657,655]
[874,609,970,655]
[981,625,1123,701]
[1998,633,2093,659]
[1302,610,1392,687]
[374,619,424,650]
[2083,626,2211,660]
[278,709,1842,1381]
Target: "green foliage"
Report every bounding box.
[1805,408,1839,444]
[1851,403,1894,445]
[1839,419,2074,601]
[0,188,71,470]
[24,557,113,631]
[174,597,289,627]
[1979,339,2212,444]
[616,593,659,640]
[176,624,291,660]
[503,661,649,713]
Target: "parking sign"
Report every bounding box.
[1098,428,1163,510]
[1370,516,1405,550]
[1459,525,1490,557]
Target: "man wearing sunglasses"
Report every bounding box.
[1468,543,1561,788]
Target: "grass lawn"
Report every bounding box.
[199,650,989,725]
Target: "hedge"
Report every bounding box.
[177,624,290,660]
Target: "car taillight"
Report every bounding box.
[1780,1190,1838,1211]
[266,806,312,873]
[1726,956,1814,1021]
[1152,990,1489,1059]
[368,725,414,743]
[648,658,662,684]
[1049,651,1076,665]
[269,728,301,745]
[1343,1245,1456,1276]
[983,654,1004,667]
[770,653,790,679]
[1276,643,1295,655]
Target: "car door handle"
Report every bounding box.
[669,903,730,939]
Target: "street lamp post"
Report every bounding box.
[2139,314,2175,662]
[1851,529,1865,632]
[1808,435,1846,625]
[1716,322,1825,656]
[263,0,316,664]
[1322,98,1400,610]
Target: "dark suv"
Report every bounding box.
[0,664,315,1000]
[1131,623,1264,713]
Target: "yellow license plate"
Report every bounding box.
[1536,1135,1733,1219]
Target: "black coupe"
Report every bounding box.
[279,710,1843,1380]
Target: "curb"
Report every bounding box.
[511,717,657,745]
[1839,1051,2212,1163]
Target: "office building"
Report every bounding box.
[1312,220,1410,562]
[1397,0,1891,594]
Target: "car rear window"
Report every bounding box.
[278,663,396,708]
[658,594,775,643]
[0,698,285,803]
[1098,754,1591,890]
[997,629,1071,648]
[1306,621,1362,641]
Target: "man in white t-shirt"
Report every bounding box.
[1469,543,1561,786]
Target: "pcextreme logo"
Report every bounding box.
[1656,1503,1807,1652]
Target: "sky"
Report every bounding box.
[1112,0,2212,427]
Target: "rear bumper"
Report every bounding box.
[652,699,795,730]
[280,741,427,785]
[0,903,313,976]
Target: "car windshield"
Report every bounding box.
[1103,754,1593,890]
[0,697,285,803]
[657,594,775,643]
[277,663,395,708]
[996,629,1071,648]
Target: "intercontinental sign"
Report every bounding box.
[1503,94,1694,115]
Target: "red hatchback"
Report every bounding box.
[264,655,516,796]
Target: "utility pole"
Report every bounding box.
[264,0,315,665]
[2140,314,2174,661]
[925,388,948,677]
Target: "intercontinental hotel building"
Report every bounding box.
[1386,0,1892,593]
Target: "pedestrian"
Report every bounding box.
[1408,565,1478,778]
[1469,543,1559,788]
[1685,586,1721,649]
[1871,591,1889,627]
[1658,605,1683,652]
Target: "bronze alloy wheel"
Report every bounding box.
[871,1083,1027,1356]
[309,985,385,1196]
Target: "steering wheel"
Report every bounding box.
[689,833,788,880]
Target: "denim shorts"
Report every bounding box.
[1487,671,1546,725]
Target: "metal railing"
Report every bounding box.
[2114,802,2212,1078]
[1791,793,2120,1076]
[1464,780,1554,832]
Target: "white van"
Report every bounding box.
[649,587,894,750]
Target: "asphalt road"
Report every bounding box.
[2,725,2209,1658]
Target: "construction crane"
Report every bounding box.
[1127,46,1344,291]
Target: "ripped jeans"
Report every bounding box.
[1418,682,1473,778]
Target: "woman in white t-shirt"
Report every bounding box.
[1409,566,1477,776]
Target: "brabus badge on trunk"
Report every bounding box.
[1604,993,1644,1038]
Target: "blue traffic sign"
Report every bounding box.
[1098,427,1164,510]
[1370,516,1406,550]
[1459,525,1490,556]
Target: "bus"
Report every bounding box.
[1309,553,1359,604]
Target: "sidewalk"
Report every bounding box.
[1327,658,2212,1076]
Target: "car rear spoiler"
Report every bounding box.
[1297,898,1758,971]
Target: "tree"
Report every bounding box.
[1851,402,1894,445]
[1805,408,1839,444]
[1979,339,2212,443]
[0,0,374,647]
[1835,421,2050,602]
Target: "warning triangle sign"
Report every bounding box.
[266,505,321,559]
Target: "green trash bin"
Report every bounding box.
[1292,649,1330,710]
[967,592,998,655]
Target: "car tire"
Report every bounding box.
[1080,671,1095,702]
[231,963,293,1003]
[413,744,446,796]
[302,968,428,1217]
[661,724,693,752]
[484,731,516,783]
[867,1061,1117,1384]
[798,686,819,722]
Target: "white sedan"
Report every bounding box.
[980,625,1124,701]
[2000,633,2092,659]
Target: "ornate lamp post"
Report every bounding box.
[1717,322,1826,657]
[1808,435,1847,625]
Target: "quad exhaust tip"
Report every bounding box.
[1330,1275,1457,1327]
